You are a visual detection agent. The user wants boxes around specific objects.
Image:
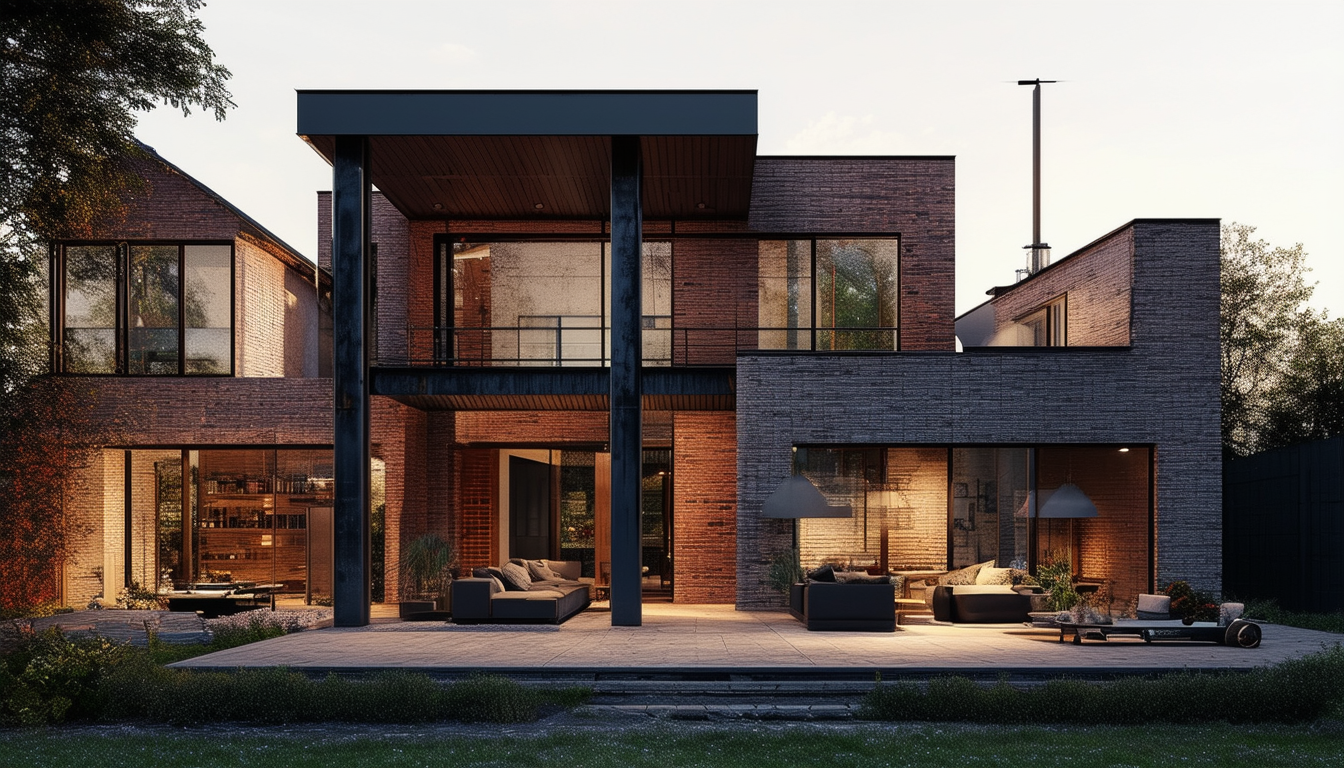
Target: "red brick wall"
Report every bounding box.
[990,228,1133,346]
[372,397,427,600]
[672,240,758,365]
[747,157,955,351]
[457,448,496,571]
[673,412,737,603]
[76,378,332,445]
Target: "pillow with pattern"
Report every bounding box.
[527,559,557,581]
[941,561,991,585]
[976,565,1013,585]
[499,561,533,591]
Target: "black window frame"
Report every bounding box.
[52,240,236,376]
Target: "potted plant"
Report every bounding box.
[1035,552,1080,613]
[399,534,457,618]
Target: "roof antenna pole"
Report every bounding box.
[1019,79,1056,275]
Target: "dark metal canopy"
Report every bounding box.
[298,90,759,220]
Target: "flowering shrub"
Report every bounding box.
[113,581,163,610]
[204,609,330,648]
[1163,580,1219,623]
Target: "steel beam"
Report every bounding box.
[331,135,371,627]
[609,135,643,626]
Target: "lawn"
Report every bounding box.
[2,722,1342,767]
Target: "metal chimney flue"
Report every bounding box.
[1018,79,1055,276]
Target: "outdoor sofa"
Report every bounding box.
[789,569,897,632]
[451,559,591,624]
[931,584,1032,623]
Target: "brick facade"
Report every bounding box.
[736,220,1221,608]
[748,157,956,352]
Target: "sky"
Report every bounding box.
[134,0,1343,317]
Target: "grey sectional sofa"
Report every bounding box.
[451,559,592,624]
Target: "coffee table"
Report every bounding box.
[1056,618,1262,648]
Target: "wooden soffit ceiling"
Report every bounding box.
[298,91,758,220]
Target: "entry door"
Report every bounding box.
[509,456,553,559]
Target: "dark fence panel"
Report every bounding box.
[1224,435,1344,612]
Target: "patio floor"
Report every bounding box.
[170,603,1341,678]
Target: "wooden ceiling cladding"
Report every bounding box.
[387,393,734,412]
[304,134,756,220]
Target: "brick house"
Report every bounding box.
[50,91,1220,626]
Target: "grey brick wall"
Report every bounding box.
[735,220,1221,608]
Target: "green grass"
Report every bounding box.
[1,723,1341,767]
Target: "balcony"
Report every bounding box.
[382,319,902,369]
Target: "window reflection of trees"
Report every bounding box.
[816,240,898,351]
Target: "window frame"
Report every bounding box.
[1017,294,1067,347]
[53,240,236,376]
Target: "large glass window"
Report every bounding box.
[434,238,672,366]
[58,242,233,375]
[793,443,1153,609]
[63,245,119,373]
[757,238,899,351]
[184,245,233,373]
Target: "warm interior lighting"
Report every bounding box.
[1118,447,1130,453]
[534,202,545,210]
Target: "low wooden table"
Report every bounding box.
[1056,618,1262,648]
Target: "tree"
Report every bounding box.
[0,1,232,611]
[1219,223,1315,458]
[1260,316,1344,449]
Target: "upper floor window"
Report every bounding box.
[1018,295,1067,347]
[56,243,233,375]
[758,238,900,351]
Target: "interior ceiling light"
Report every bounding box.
[1118,447,1130,452]
[534,202,545,210]
[432,203,443,210]
[697,202,707,209]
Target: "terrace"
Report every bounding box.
[170,603,1328,678]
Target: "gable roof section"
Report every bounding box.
[132,141,317,282]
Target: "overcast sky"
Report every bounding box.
[134,0,1343,316]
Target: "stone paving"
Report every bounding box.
[171,603,1342,676]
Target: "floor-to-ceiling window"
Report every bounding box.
[792,444,1152,602]
[430,237,671,366]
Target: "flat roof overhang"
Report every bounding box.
[297,90,759,220]
[371,366,735,411]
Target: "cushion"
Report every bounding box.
[472,567,492,579]
[807,565,837,583]
[941,561,991,586]
[1219,602,1245,626]
[488,575,506,594]
[1137,593,1171,615]
[948,585,1016,595]
[499,562,532,592]
[527,559,557,581]
[976,566,1013,585]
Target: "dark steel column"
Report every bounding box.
[609,135,643,626]
[331,135,371,627]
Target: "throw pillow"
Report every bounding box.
[499,562,532,592]
[807,565,837,583]
[488,575,506,594]
[941,561,990,586]
[527,559,557,581]
[472,567,492,579]
[976,565,1013,585]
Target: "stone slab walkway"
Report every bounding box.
[14,610,211,646]
[171,604,1341,677]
